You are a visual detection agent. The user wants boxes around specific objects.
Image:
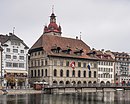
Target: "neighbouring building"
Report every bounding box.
[0,33,29,89]
[0,45,3,86]
[95,50,114,85]
[28,12,98,86]
[106,51,130,85]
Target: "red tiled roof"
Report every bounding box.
[30,34,96,59]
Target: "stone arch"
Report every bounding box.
[59,81,64,85]
[66,81,70,85]
[106,81,110,86]
[77,81,81,85]
[53,80,58,85]
[88,81,92,86]
[100,81,105,86]
[71,81,76,85]
[93,81,97,86]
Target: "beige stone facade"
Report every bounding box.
[29,50,98,86]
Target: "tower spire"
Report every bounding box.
[52,5,54,13]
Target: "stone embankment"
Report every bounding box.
[0,89,43,95]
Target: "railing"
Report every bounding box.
[45,83,130,88]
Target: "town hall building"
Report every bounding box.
[28,12,98,86]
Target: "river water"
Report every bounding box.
[0,91,130,104]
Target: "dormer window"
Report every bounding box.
[51,44,61,53]
[74,48,83,56]
[62,46,72,54]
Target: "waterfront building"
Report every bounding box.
[106,51,130,84]
[0,45,3,86]
[28,12,98,86]
[95,50,114,84]
[0,33,29,88]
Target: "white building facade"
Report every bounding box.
[0,33,29,88]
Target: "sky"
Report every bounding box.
[0,0,130,52]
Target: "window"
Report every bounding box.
[13,55,17,59]
[83,71,86,77]
[83,63,86,68]
[13,49,18,53]
[89,71,91,78]
[6,62,12,67]
[34,70,36,77]
[78,62,81,67]
[19,56,24,60]
[45,60,48,66]
[38,70,40,76]
[54,69,57,77]
[72,70,75,77]
[66,61,69,66]
[78,70,81,77]
[6,55,11,59]
[60,61,63,66]
[31,70,33,77]
[54,60,57,66]
[41,69,44,76]
[45,69,47,76]
[94,71,96,78]
[66,70,69,77]
[6,48,10,52]
[60,69,63,77]
[41,59,44,66]
[19,63,24,68]
[13,63,18,67]
[20,50,24,53]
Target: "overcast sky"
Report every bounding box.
[0,0,130,52]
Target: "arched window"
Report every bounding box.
[41,69,44,76]
[54,69,57,77]
[89,71,91,78]
[72,70,75,77]
[66,70,69,77]
[45,69,47,77]
[83,71,86,77]
[34,70,36,77]
[78,70,81,77]
[38,69,40,76]
[31,70,33,77]
[94,71,96,78]
[60,69,63,77]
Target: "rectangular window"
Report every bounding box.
[20,50,24,53]
[54,60,57,66]
[19,56,24,60]
[6,48,10,52]
[78,62,81,67]
[6,62,12,67]
[66,61,69,66]
[13,55,17,59]
[83,63,86,68]
[13,63,18,67]
[19,63,24,68]
[6,55,11,59]
[60,61,63,66]
[13,49,18,53]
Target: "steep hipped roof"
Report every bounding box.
[29,34,97,60]
[0,33,29,49]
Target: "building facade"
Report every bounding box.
[0,45,3,86]
[28,12,98,86]
[112,52,130,85]
[0,33,29,88]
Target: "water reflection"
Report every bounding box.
[0,91,130,104]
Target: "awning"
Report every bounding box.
[5,70,28,74]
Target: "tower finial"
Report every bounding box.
[52,5,54,13]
